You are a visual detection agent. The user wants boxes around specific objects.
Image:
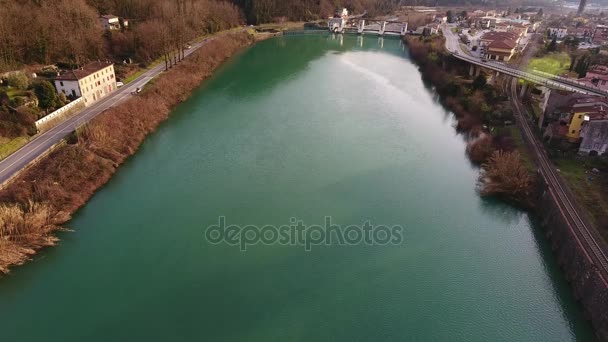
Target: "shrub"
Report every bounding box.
[479,150,535,208]
[8,73,29,90]
[33,80,59,109]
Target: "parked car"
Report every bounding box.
[116,81,124,87]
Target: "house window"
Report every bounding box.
[71,89,76,97]
[572,130,576,134]
[60,81,64,86]
[578,114,583,119]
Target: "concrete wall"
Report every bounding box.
[536,182,608,341]
[35,97,84,129]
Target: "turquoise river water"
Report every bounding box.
[0,35,596,341]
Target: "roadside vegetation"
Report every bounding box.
[527,53,571,75]
[553,157,608,240]
[0,32,255,273]
[405,35,537,208]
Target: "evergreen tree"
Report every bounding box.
[33,81,59,110]
[547,36,557,52]
[472,74,487,90]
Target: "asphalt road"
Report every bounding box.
[0,35,220,186]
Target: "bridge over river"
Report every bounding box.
[441,23,608,97]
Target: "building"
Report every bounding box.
[494,22,510,32]
[566,100,608,141]
[479,32,519,61]
[54,62,117,107]
[475,19,491,29]
[579,65,608,91]
[492,21,529,37]
[548,27,568,39]
[579,116,608,155]
[510,23,530,37]
[434,14,448,23]
[570,26,594,42]
[593,25,608,45]
[100,15,120,30]
[412,24,438,36]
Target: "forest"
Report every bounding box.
[0,0,402,72]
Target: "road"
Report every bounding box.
[0,33,225,187]
[441,24,608,96]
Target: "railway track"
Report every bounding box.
[507,78,608,285]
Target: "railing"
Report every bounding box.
[35,97,84,129]
[283,30,328,36]
[450,52,608,96]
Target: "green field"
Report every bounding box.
[553,157,608,240]
[526,52,571,75]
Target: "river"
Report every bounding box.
[0,34,595,341]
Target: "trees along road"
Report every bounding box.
[0,33,233,187]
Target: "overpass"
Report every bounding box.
[441,24,608,97]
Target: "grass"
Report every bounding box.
[526,52,571,76]
[553,157,608,240]
[0,136,29,160]
[5,88,28,99]
[503,126,536,171]
[256,22,305,31]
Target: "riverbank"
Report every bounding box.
[404,34,608,341]
[403,35,537,208]
[0,31,256,274]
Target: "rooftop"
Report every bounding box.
[55,61,113,81]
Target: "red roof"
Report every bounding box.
[488,39,517,49]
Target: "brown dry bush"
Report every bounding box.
[479,150,535,208]
[467,134,494,164]
[0,32,255,273]
[0,202,65,273]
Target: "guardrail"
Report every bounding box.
[35,97,85,128]
[450,52,608,96]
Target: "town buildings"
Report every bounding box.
[548,27,568,39]
[54,61,117,107]
[579,117,608,155]
[580,65,608,91]
[593,25,608,45]
[539,91,608,154]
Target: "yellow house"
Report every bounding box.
[567,103,608,141]
[566,112,587,141]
